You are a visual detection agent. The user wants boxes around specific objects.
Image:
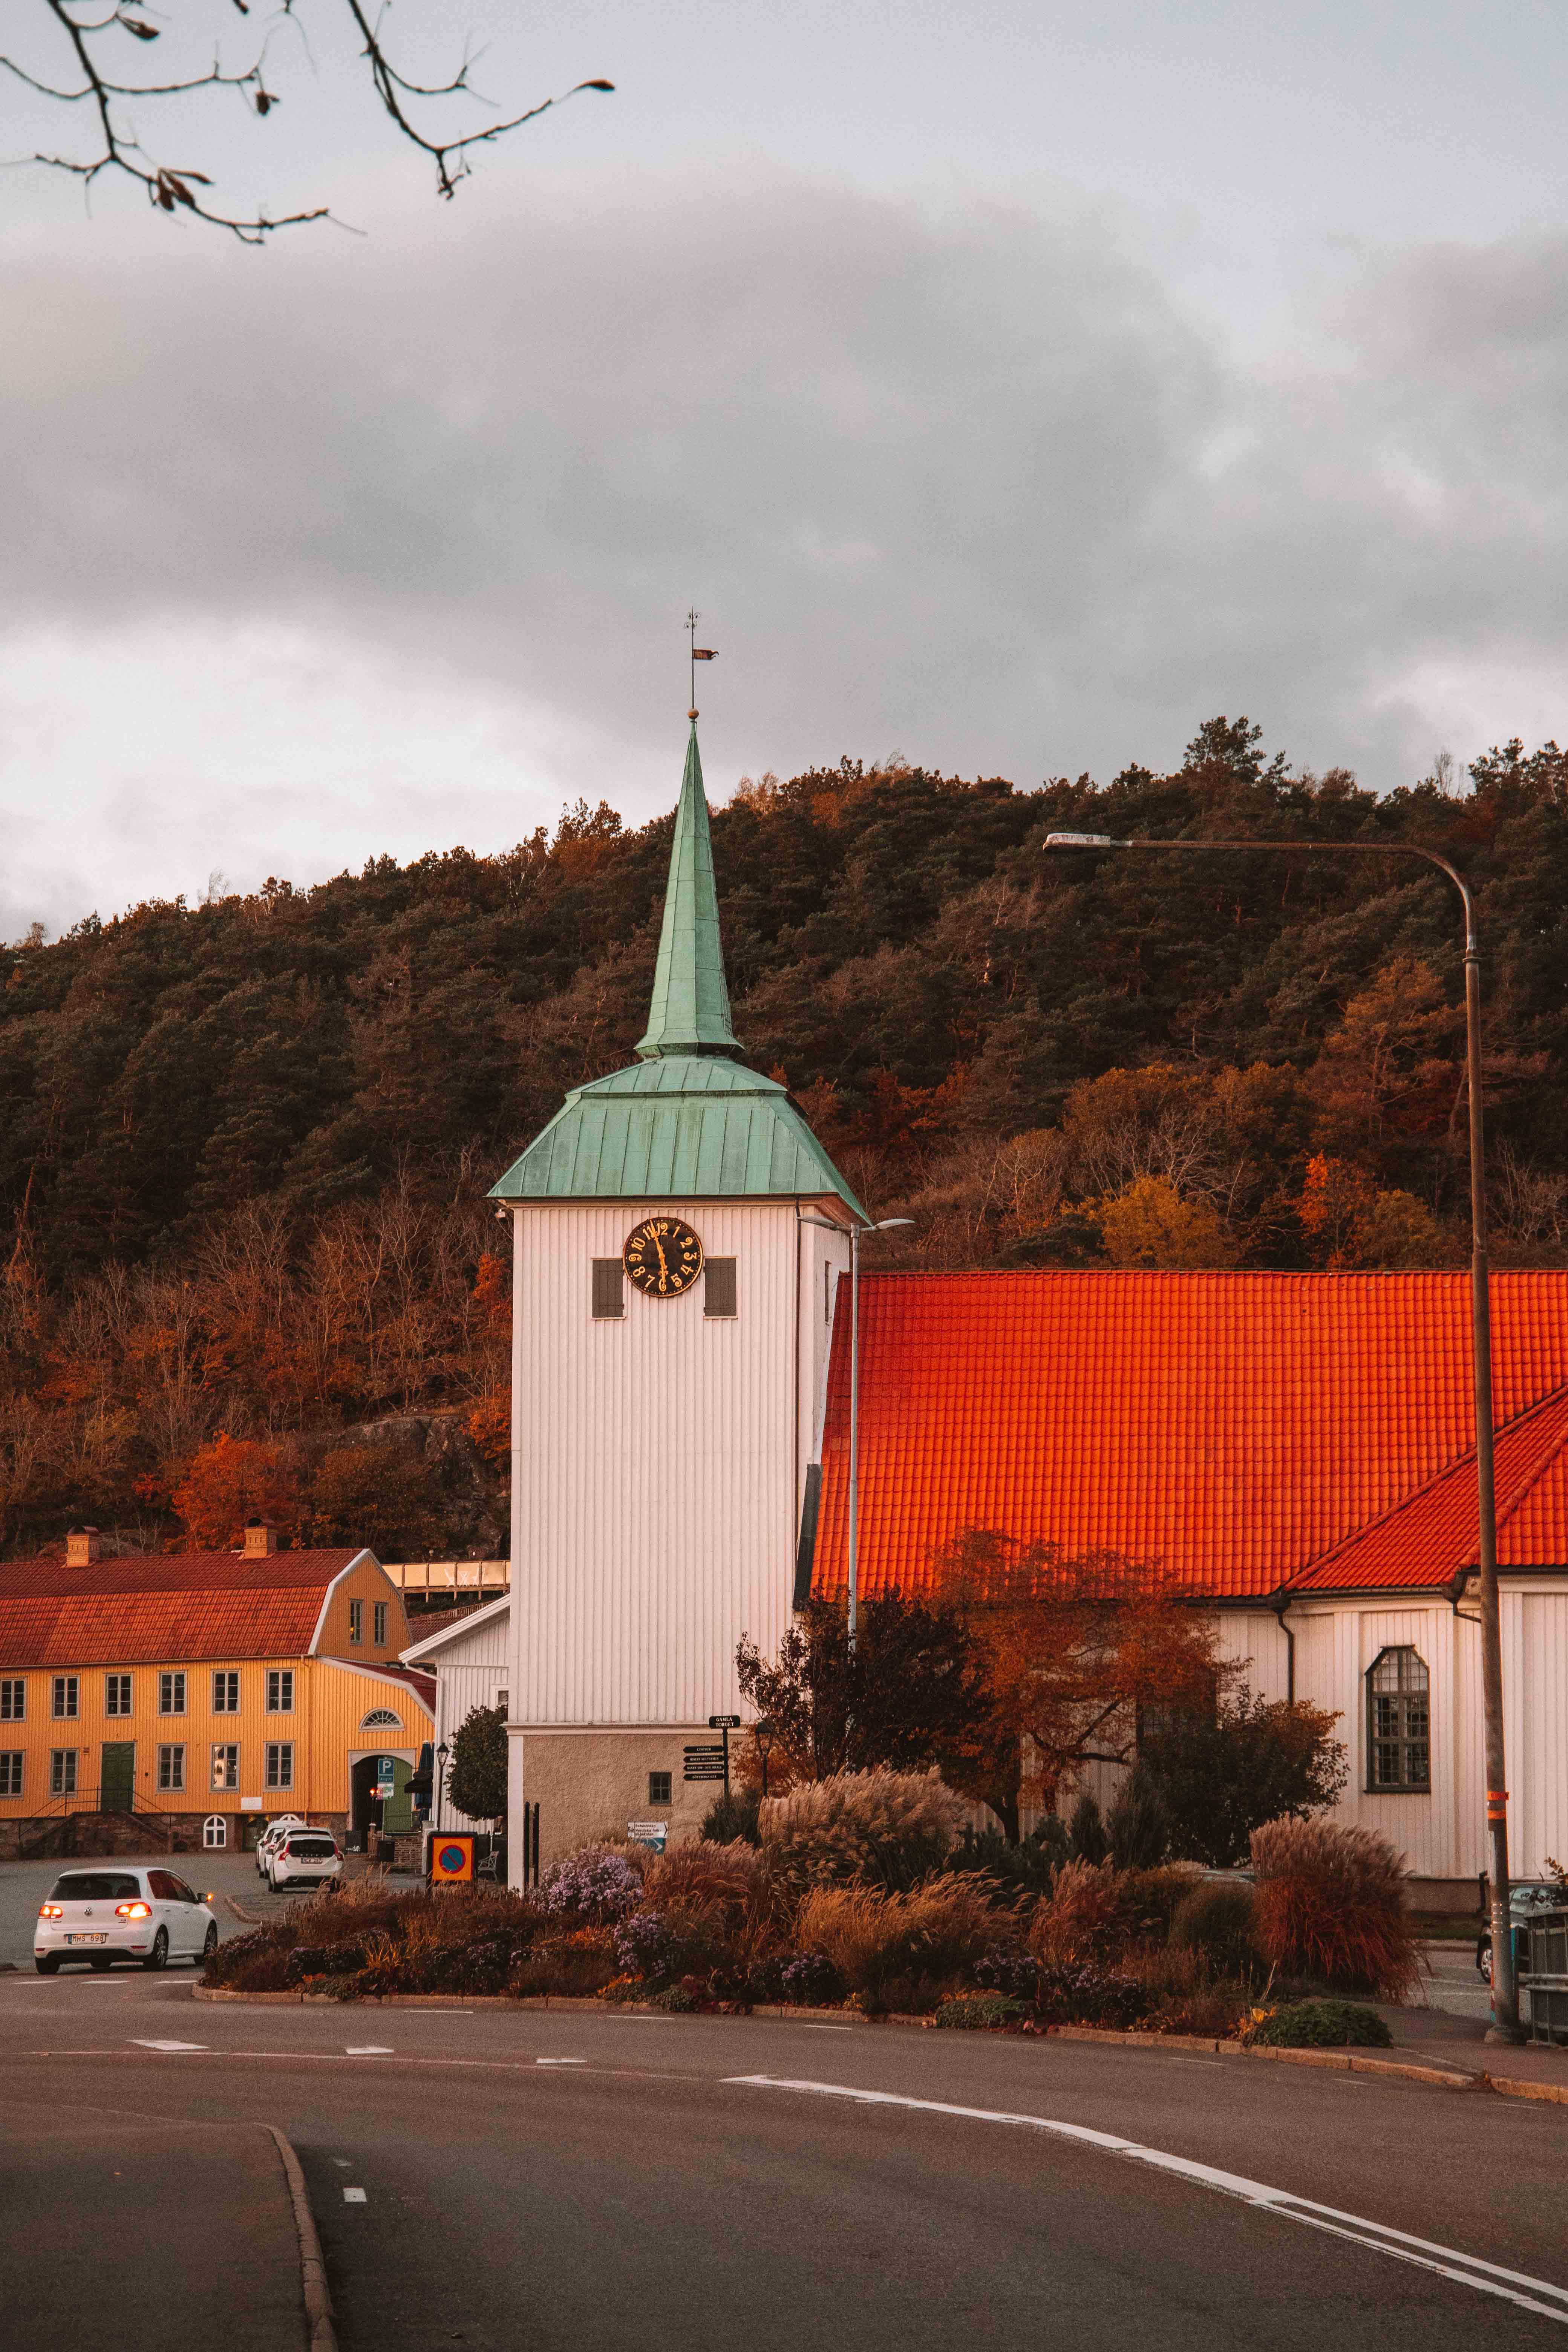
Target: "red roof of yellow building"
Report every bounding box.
[0,1548,369,1668]
[811,1271,1568,1604]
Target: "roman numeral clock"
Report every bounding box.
[623,1216,703,1299]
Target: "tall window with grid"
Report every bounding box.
[1367,1647,1431,1792]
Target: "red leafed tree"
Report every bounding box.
[932,1528,1230,1813]
[170,1434,299,1550]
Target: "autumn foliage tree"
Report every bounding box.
[170,1433,300,1550]
[931,1529,1230,1825]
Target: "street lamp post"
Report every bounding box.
[1044,830,1522,2042]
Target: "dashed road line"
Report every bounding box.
[342,2187,368,2204]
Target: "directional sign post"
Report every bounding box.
[709,1715,741,1796]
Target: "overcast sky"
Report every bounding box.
[2,1,1565,937]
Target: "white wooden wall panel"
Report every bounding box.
[509,1200,810,1726]
[1518,1593,1568,1877]
[1213,1612,1290,1701]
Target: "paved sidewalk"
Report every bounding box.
[1382,1998,1568,2090]
[0,2096,310,2352]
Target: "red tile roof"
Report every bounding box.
[811,1272,1568,1605]
[0,1548,365,1668]
[1292,1384,1568,1591]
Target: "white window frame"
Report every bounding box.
[51,1749,78,1796]
[52,1675,78,1720]
[373,1602,388,1646]
[203,1814,227,1849]
[158,1743,186,1793]
[0,1677,25,1721]
[348,1599,364,1645]
[0,1751,22,1797]
[211,1742,240,1790]
[1367,1645,1432,1793]
[158,1671,186,1716]
[266,1670,295,1715]
[212,1670,240,1714]
[265,1741,295,1791]
[105,1672,132,1717]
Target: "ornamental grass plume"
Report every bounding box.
[1250,1816,1418,2000]
[793,1873,998,2009]
[1029,1858,1130,1965]
[759,1767,963,1893]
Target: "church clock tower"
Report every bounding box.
[490,721,865,1862]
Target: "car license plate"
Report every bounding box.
[65,1932,107,1944]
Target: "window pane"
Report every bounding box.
[591,1259,625,1318]
[0,1753,21,1795]
[703,1258,738,1318]
[0,1679,22,1720]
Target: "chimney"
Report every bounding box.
[242,1518,278,1558]
[66,1526,102,1568]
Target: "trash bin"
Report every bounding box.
[1522,1905,1568,2046]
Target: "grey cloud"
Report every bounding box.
[2,164,1566,933]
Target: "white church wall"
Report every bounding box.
[1514,1586,1568,1878]
[508,1197,807,1726]
[1213,1610,1291,1701]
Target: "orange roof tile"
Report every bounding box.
[1292,1384,1568,1591]
[811,1271,1568,1605]
[0,1548,365,1668]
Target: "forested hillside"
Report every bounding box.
[3,717,1565,1557]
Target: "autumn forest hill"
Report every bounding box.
[2,717,1566,1560]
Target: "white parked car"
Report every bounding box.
[256,1815,307,1876]
[267,1829,343,1893]
[35,1865,218,1974]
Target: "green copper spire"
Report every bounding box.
[635,720,739,1060]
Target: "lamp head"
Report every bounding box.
[1044,832,1124,850]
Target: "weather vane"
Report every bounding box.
[686,608,717,719]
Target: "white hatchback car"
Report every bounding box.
[256,1815,307,1876]
[266,1829,343,1893]
[35,1865,218,1974]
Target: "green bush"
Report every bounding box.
[1250,2000,1392,2049]
[1105,1763,1168,1869]
[951,1820,1065,1897]
[1067,1792,1108,1865]
[700,1787,762,1845]
[1169,1880,1260,1977]
[934,1992,1026,2029]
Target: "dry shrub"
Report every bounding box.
[1029,1859,1129,1964]
[1116,1943,1253,2038]
[760,1768,963,1893]
[795,1873,997,2011]
[642,1839,765,1916]
[1169,1880,1260,1977]
[1250,1816,1418,1999]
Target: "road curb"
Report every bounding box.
[1044,2021,1482,2089]
[1485,2072,1568,2107]
[266,2123,338,2352]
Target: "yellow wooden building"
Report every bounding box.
[0,1524,434,1859]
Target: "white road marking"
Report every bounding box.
[724,2076,1568,2326]
[345,2046,394,2055]
[333,2158,352,2168]
[129,2038,207,2052]
[798,2024,853,2033]
[537,2057,586,2066]
[342,2187,367,2204]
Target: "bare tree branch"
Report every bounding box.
[1,0,613,241]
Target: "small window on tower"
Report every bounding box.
[704,1259,737,1318]
[591,1259,625,1319]
[648,1771,672,1806]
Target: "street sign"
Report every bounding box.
[708,1714,741,1730]
[683,1744,726,1783]
[431,1834,475,1883]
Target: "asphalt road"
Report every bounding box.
[3,1969,1566,2352]
[0,1848,358,1970]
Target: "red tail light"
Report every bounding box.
[115,1900,152,1919]
[38,1903,62,1919]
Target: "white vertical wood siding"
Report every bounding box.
[1213,1612,1291,1701]
[1517,1592,1568,1877]
[509,1200,812,1725]
[425,1613,511,1832]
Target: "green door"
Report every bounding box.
[100,1742,135,1813]
[381,1758,414,1835]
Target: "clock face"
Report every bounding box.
[623,1216,704,1299]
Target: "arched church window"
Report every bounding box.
[1367,1648,1430,1791]
[360,1707,401,1730]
